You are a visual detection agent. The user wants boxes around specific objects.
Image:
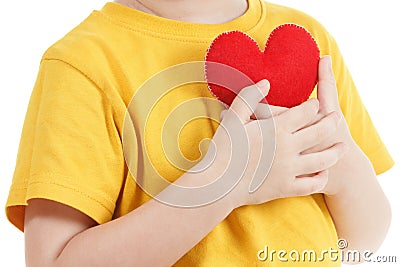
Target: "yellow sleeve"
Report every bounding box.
[327,35,394,175]
[6,59,125,231]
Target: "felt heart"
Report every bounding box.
[205,24,320,108]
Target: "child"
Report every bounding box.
[6,0,393,266]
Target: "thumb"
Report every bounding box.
[227,79,270,124]
[317,56,339,112]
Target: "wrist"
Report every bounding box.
[323,141,368,197]
[170,150,239,211]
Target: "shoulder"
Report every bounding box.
[263,1,336,54]
[263,1,324,30]
[41,12,116,77]
[38,11,135,106]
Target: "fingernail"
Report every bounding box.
[256,79,270,94]
[257,79,269,87]
[326,56,333,71]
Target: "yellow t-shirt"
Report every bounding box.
[6,0,394,266]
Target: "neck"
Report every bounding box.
[114,0,249,24]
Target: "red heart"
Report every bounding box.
[205,24,320,108]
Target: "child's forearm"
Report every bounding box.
[26,81,348,267]
[324,142,391,257]
[53,169,234,267]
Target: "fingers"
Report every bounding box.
[252,103,288,120]
[317,56,339,112]
[294,111,340,151]
[220,110,227,121]
[222,103,287,121]
[291,170,329,196]
[275,98,320,132]
[296,142,348,175]
[227,79,270,124]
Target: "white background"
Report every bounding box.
[0,0,398,266]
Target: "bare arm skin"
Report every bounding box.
[25,80,346,267]
[324,143,391,262]
[26,193,234,267]
[315,57,391,259]
[221,56,392,262]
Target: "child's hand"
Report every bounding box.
[301,56,355,195]
[206,79,348,209]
